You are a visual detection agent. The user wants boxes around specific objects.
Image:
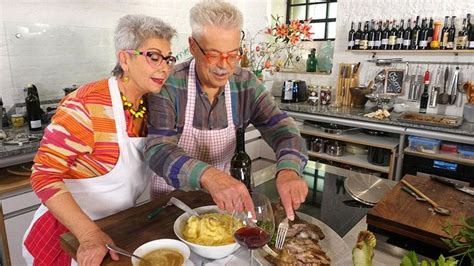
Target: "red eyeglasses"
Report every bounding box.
[192,38,241,65]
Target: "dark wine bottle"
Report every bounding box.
[402,18,412,50]
[230,128,252,191]
[388,20,397,50]
[457,18,468,50]
[419,18,429,50]
[395,19,404,50]
[427,17,434,48]
[410,16,421,50]
[347,22,355,50]
[25,84,43,131]
[447,16,456,49]
[374,20,383,49]
[360,21,369,50]
[469,13,474,49]
[419,71,430,114]
[381,20,390,50]
[368,20,376,50]
[354,22,362,49]
[441,16,450,49]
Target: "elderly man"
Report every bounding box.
[146,0,308,220]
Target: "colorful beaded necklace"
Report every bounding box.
[121,93,147,119]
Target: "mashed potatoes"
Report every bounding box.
[182,213,243,246]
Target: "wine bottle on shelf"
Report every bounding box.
[25,84,43,131]
[360,21,369,50]
[410,16,421,50]
[441,16,450,49]
[427,17,434,48]
[381,20,390,50]
[457,18,468,50]
[447,16,456,49]
[395,19,404,50]
[469,13,474,49]
[419,71,430,114]
[354,22,362,49]
[402,18,412,50]
[419,18,429,50]
[230,128,252,191]
[388,20,397,50]
[347,22,355,50]
[374,20,383,50]
[368,20,376,50]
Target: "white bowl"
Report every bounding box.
[173,205,240,260]
[131,239,190,266]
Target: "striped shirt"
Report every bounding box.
[145,59,308,190]
[30,79,142,203]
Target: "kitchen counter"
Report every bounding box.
[279,101,474,140]
[0,126,43,168]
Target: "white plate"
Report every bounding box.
[253,212,352,266]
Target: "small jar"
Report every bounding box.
[320,86,332,105]
[11,114,25,128]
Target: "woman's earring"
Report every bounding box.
[123,76,129,83]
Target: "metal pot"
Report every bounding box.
[326,141,346,156]
[311,138,326,153]
[367,146,390,166]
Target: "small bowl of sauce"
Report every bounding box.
[132,239,190,266]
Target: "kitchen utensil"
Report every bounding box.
[344,175,393,206]
[349,86,372,108]
[400,179,451,215]
[326,141,346,156]
[449,66,460,105]
[401,186,427,201]
[275,217,288,250]
[438,66,450,104]
[170,197,200,217]
[106,243,151,265]
[408,65,420,101]
[147,199,173,219]
[429,67,441,108]
[430,175,474,196]
[367,146,390,166]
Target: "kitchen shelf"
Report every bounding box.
[307,150,390,173]
[298,124,399,150]
[346,49,474,55]
[404,147,474,166]
[276,70,331,75]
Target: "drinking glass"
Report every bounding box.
[232,192,275,266]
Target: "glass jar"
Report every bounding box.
[307,85,319,106]
[320,86,332,105]
[11,114,25,128]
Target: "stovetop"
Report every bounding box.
[254,161,370,237]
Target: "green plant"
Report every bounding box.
[441,216,474,264]
[400,251,458,266]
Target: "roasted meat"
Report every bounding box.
[265,202,331,265]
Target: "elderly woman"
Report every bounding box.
[22,15,176,265]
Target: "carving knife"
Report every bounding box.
[430,175,474,196]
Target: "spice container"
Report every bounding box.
[11,114,25,128]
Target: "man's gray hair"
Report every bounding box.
[112,14,177,77]
[190,0,243,39]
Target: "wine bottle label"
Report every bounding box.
[396,38,403,44]
[442,33,449,46]
[375,40,382,47]
[388,36,396,45]
[382,39,388,45]
[469,41,474,48]
[403,39,411,46]
[368,40,374,47]
[30,120,41,129]
[447,42,454,49]
[348,41,354,47]
[354,39,360,45]
[360,40,368,49]
[419,40,427,47]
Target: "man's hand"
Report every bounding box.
[201,167,255,214]
[76,228,119,265]
[276,169,308,221]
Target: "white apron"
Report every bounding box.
[150,59,236,196]
[22,77,147,265]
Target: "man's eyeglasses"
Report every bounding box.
[192,38,241,65]
[124,49,177,68]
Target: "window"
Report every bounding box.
[286,0,337,41]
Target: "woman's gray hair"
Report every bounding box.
[190,0,243,39]
[112,14,177,77]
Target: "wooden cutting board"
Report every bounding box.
[60,190,214,265]
[367,174,474,249]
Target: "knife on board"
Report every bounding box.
[430,175,474,196]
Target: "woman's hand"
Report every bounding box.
[76,229,119,265]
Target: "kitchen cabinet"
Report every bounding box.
[298,123,399,179]
[0,190,41,266]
